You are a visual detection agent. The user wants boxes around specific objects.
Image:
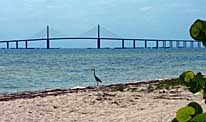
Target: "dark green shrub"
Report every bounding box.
[173,19,206,121]
[173,71,206,121]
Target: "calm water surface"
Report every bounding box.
[0,48,205,93]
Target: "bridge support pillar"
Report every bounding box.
[145,40,147,48]
[97,38,100,49]
[183,41,186,48]
[16,41,18,49]
[198,42,201,48]
[163,41,166,48]
[25,41,28,49]
[176,41,179,48]
[190,41,193,48]
[122,40,124,48]
[170,41,173,48]
[156,40,158,48]
[133,40,135,48]
[7,42,9,49]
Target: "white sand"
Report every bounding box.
[0,83,205,122]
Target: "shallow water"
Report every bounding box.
[0,48,205,93]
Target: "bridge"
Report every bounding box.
[0,25,201,49]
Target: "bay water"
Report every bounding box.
[0,48,205,93]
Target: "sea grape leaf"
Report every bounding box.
[195,72,203,79]
[194,72,206,88]
[190,113,206,122]
[190,19,206,42]
[179,71,203,93]
[188,80,202,94]
[202,40,206,47]
[184,71,195,83]
[171,118,178,122]
[179,71,189,80]
[203,90,206,103]
[188,102,203,115]
[179,71,195,86]
[176,106,195,122]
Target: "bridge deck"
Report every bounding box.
[0,37,200,49]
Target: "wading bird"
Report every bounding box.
[91,69,102,87]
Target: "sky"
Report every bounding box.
[0,0,206,48]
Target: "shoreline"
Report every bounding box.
[0,78,177,101]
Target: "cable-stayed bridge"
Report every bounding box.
[0,25,201,49]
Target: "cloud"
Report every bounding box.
[165,2,201,13]
[169,3,192,8]
[184,8,201,13]
[139,6,153,11]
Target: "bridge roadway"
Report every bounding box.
[0,37,200,49]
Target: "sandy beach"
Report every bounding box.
[0,79,205,122]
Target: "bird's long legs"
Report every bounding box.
[97,82,99,87]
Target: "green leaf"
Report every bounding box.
[188,80,202,94]
[188,102,203,115]
[195,72,205,88]
[172,118,179,122]
[179,71,189,80]
[190,113,206,122]
[196,72,203,79]
[179,71,195,86]
[184,71,195,83]
[179,71,204,93]
[176,106,195,122]
[202,40,206,47]
[203,89,206,101]
[190,19,206,42]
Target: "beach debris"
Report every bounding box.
[96,97,103,101]
[147,84,156,92]
[110,85,126,92]
[0,78,178,102]
[95,91,116,97]
[159,88,169,94]
[95,91,104,97]
[95,91,116,101]
[111,101,120,105]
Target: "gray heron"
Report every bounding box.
[91,69,102,87]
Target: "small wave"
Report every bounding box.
[130,77,176,83]
[0,66,7,69]
[71,86,86,89]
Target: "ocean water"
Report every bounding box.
[0,48,206,93]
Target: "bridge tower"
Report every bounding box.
[47,25,50,49]
[97,24,100,49]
